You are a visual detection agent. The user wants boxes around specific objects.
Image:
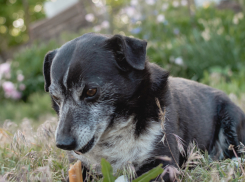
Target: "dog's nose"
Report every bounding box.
[56,136,76,150]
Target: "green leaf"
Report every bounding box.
[101,158,116,182]
[132,164,163,182]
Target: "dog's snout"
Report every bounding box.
[56,136,76,150]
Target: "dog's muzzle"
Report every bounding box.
[56,135,76,150]
[74,136,95,154]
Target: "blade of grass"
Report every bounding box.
[132,164,163,182]
[101,158,116,182]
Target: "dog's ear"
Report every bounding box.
[106,34,147,71]
[43,50,57,92]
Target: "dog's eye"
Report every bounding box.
[86,88,97,97]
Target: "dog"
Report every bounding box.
[43,33,245,181]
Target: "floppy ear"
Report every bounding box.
[106,34,147,71]
[43,50,57,92]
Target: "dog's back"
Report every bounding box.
[167,77,245,159]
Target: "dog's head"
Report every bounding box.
[43,33,148,153]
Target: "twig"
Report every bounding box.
[165,136,180,169]
[229,144,245,176]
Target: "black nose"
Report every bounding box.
[56,136,76,150]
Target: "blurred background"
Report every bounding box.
[0,0,244,125]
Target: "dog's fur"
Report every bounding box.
[43,33,245,181]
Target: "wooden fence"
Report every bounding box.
[29,1,90,42]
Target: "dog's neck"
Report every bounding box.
[72,115,163,173]
[112,62,169,137]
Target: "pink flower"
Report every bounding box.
[157,14,165,22]
[162,3,169,10]
[17,74,24,82]
[181,0,187,6]
[130,0,138,6]
[125,7,136,17]
[93,25,101,32]
[2,81,21,100]
[0,62,11,79]
[2,81,15,93]
[19,84,26,91]
[173,1,179,7]
[174,57,184,65]
[101,21,110,29]
[145,0,155,5]
[85,14,95,22]
[10,90,21,100]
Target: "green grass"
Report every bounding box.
[0,118,68,181]
[0,115,244,181]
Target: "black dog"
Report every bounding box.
[43,33,245,181]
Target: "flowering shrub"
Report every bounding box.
[0,62,23,100]
[82,0,245,80]
[2,81,21,99]
[0,41,59,101]
[2,0,245,101]
[0,62,11,80]
[118,0,245,80]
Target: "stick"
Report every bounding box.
[69,160,83,182]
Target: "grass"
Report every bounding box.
[0,99,245,181]
[0,114,245,181]
[0,117,68,182]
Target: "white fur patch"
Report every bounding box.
[63,68,70,89]
[71,116,163,173]
[71,103,113,151]
[115,175,129,182]
[49,84,63,100]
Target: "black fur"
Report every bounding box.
[43,33,245,182]
[43,50,57,92]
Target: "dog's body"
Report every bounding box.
[43,33,245,181]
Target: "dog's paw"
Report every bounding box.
[115,175,129,182]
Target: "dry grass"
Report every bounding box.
[0,97,245,181]
[0,117,68,182]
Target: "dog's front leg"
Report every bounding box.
[136,134,180,182]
